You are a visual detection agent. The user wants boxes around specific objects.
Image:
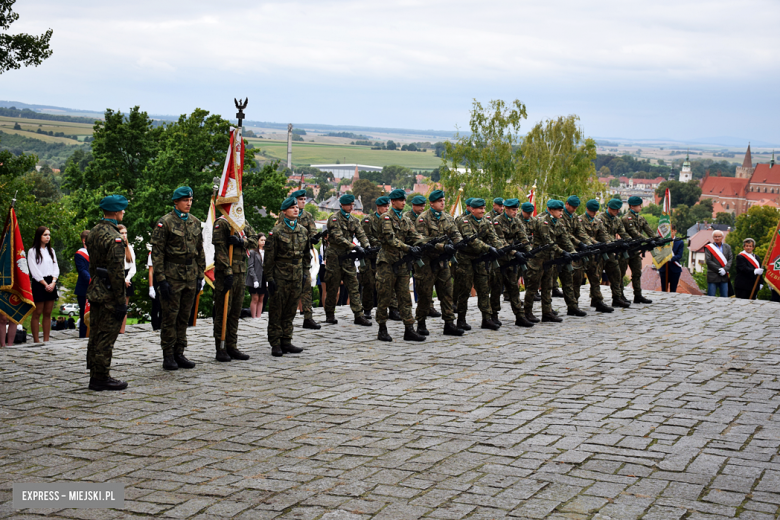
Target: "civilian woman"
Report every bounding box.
[246,233,266,318]
[28,226,59,343]
[734,238,763,300]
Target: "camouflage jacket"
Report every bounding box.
[277,209,317,238]
[455,214,499,260]
[325,210,369,256]
[265,220,309,282]
[492,213,531,263]
[528,211,575,266]
[621,210,655,240]
[85,219,126,306]
[404,210,420,227]
[600,211,629,240]
[151,211,206,283]
[581,212,613,244]
[414,209,463,264]
[377,209,425,265]
[212,217,258,275]
[362,213,383,248]
[561,210,594,248]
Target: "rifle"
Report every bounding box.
[339,247,368,268]
[392,236,449,275]
[95,267,112,290]
[501,243,552,275]
[363,245,381,270]
[309,228,328,245]
[476,240,529,271]
[433,230,486,269]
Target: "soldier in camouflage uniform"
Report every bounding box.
[489,198,535,327]
[413,190,464,336]
[453,198,501,330]
[323,194,372,326]
[375,189,427,342]
[361,196,399,320]
[151,186,206,371]
[212,214,258,362]
[557,196,589,317]
[405,195,427,224]
[522,200,577,323]
[599,199,632,308]
[486,197,505,321]
[85,195,129,391]
[265,197,308,357]
[488,197,504,220]
[620,196,654,304]
[581,200,617,312]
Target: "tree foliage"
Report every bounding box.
[0,0,53,74]
[655,180,702,208]
[726,206,780,262]
[352,179,384,212]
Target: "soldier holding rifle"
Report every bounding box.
[620,196,654,304]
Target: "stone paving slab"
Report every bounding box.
[1,289,778,519]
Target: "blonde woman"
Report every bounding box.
[117,225,136,333]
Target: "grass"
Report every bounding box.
[248,138,444,170]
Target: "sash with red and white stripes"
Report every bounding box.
[76,249,89,262]
[704,243,727,267]
[738,251,760,269]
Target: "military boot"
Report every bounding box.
[325,313,338,324]
[174,353,196,369]
[612,298,631,308]
[492,314,502,327]
[514,314,534,328]
[534,292,542,301]
[403,325,426,341]
[541,312,563,323]
[377,323,392,342]
[227,347,250,360]
[271,345,283,357]
[215,340,231,362]
[363,310,372,320]
[388,308,402,321]
[443,321,464,336]
[428,308,442,318]
[634,292,653,304]
[456,313,472,331]
[525,312,540,323]
[552,288,564,298]
[88,376,128,391]
[354,314,372,326]
[594,300,614,313]
[281,343,303,354]
[567,307,587,317]
[481,315,500,330]
[416,318,430,336]
[302,318,321,329]
[162,355,179,371]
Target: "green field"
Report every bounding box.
[0,115,95,143]
[249,138,444,170]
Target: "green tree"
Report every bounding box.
[655,180,702,208]
[714,212,735,227]
[243,161,288,233]
[672,204,691,232]
[609,178,620,188]
[0,0,53,74]
[599,165,610,176]
[641,204,662,217]
[381,164,414,188]
[352,179,383,212]
[726,206,780,262]
[386,140,397,151]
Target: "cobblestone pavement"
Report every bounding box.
[1,289,779,519]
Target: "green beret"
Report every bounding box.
[628,196,643,206]
[375,196,390,206]
[493,197,504,205]
[566,195,581,207]
[99,194,128,212]
[546,199,565,210]
[340,194,355,205]
[503,198,520,208]
[607,199,623,210]
[521,202,535,213]
[388,189,406,200]
[172,186,193,201]
[280,197,296,211]
[411,195,427,205]
[291,189,307,199]
[429,189,445,202]
[464,197,474,207]
[586,199,600,212]
[470,198,486,208]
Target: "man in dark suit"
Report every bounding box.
[734,238,764,299]
[704,230,733,297]
[658,226,684,293]
[74,230,91,338]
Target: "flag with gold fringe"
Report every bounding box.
[0,207,35,324]
[652,188,673,268]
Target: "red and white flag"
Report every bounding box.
[215,127,246,231]
[529,185,537,216]
[662,188,671,214]
[0,207,35,324]
[201,196,217,289]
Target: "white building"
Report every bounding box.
[311,164,382,179]
[679,154,692,183]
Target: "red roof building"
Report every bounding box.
[698,147,780,215]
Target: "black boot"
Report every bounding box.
[215,340,231,362]
[481,316,500,330]
[552,288,564,298]
[612,298,631,308]
[325,313,338,324]
[416,318,429,336]
[271,345,283,357]
[515,314,534,327]
[227,348,250,360]
[457,314,472,331]
[403,325,426,341]
[634,293,653,304]
[377,323,392,342]
[525,312,540,323]
[281,343,303,354]
[541,312,563,323]
[534,292,542,301]
[443,321,464,336]
[302,318,321,329]
[162,355,179,371]
[88,376,128,391]
[388,308,402,321]
[594,300,614,313]
[428,308,442,318]
[567,307,587,317]
[354,314,372,326]
[492,314,502,327]
[551,309,558,316]
[363,311,372,320]
[174,353,195,369]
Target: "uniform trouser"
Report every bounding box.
[557,264,579,310]
[605,256,624,300]
[572,267,583,301]
[489,268,503,315]
[376,262,414,326]
[213,271,245,350]
[160,280,197,356]
[300,266,313,319]
[584,259,606,303]
[267,274,302,347]
[497,266,525,316]
[415,261,455,323]
[324,258,363,315]
[86,303,123,378]
[454,259,492,317]
[619,254,644,297]
[361,264,376,312]
[523,262,554,314]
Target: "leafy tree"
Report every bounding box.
[243,161,288,233]
[386,140,397,151]
[381,165,414,187]
[726,206,780,262]
[609,178,620,188]
[641,204,662,217]
[407,143,418,152]
[0,0,53,74]
[430,167,441,183]
[352,179,384,212]
[599,166,610,176]
[714,212,735,227]
[655,180,702,208]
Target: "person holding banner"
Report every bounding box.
[704,230,733,297]
[658,226,684,293]
[734,238,763,300]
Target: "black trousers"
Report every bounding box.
[77,294,87,338]
[659,269,681,293]
[150,293,162,330]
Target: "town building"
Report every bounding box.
[310,163,382,179]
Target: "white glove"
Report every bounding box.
[149,286,156,299]
[198,279,205,291]
[760,284,764,290]
[754,268,764,275]
[253,281,259,289]
[718,268,726,276]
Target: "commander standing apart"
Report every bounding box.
[151,186,206,370]
[85,195,129,391]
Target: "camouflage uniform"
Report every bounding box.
[85,219,126,379]
[278,209,317,319]
[454,214,501,318]
[523,212,576,315]
[490,212,531,317]
[560,209,594,306]
[600,211,631,300]
[151,211,206,357]
[376,210,425,326]
[265,219,309,347]
[360,214,379,314]
[413,209,463,323]
[620,210,655,299]
[212,218,258,350]
[580,212,620,303]
[324,210,370,316]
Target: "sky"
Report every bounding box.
[3,0,780,143]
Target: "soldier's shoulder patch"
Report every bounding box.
[419,218,424,222]
[364,218,370,222]
[493,221,499,225]
[384,216,390,220]
[157,222,163,227]
[332,217,337,221]
[463,219,468,223]
[269,231,273,236]
[115,237,123,242]
[543,221,549,224]
[215,224,219,229]
[627,217,632,220]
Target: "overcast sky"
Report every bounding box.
[4,0,779,143]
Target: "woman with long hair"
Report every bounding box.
[246,233,266,318]
[117,225,136,333]
[28,226,59,343]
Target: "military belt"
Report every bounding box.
[166,257,193,266]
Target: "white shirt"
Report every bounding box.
[28,247,60,282]
[124,244,136,283]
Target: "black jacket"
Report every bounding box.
[734,252,763,296]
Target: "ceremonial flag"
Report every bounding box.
[201,195,217,289]
[529,185,537,216]
[215,126,246,231]
[0,208,35,324]
[652,188,673,268]
[450,188,463,217]
[762,219,780,296]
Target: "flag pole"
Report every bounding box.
[749,219,779,300]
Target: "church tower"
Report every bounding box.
[679,153,692,182]
[736,144,755,179]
